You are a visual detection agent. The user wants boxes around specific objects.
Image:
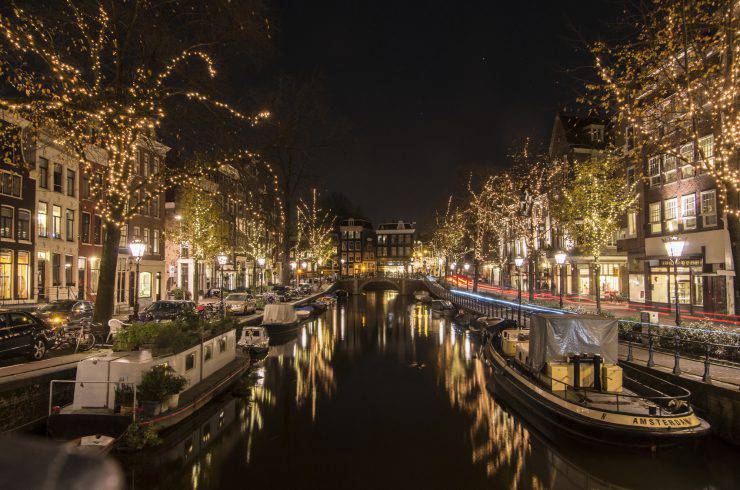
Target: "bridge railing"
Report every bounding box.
[424,278,740,385]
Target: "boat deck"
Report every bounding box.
[562,388,655,415]
[175,354,248,410]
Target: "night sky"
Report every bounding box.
[279,0,621,231]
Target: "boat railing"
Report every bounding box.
[48,380,138,420]
[485,341,692,417]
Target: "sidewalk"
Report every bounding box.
[449,275,740,328]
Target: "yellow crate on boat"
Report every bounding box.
[501,329,520,356]
[602,364,623,393]
[515,342,529,365]
[576,364,595,388]
[546,362,571,392]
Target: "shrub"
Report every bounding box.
[115,384,135,406]
[169,288,191,300]
[122,421,161,450]
[138,365,173,403]
[165,372,188,396]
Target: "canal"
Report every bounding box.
[117,290,739,489]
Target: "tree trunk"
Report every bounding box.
[528,255,535,302]
[727,207,740,315]
[594,262,601,314]
[192,259,200,306]
[472,258,480,293]
[92,225,121,324]
[280,196,292,286]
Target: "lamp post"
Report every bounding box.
[128,238,146,320]
[290,261,297,287]
[554,251,567,309]
[514,256,524,325]
[217,253,228,317]
[663,236,686,326]
[257,257,266,292]
[464,263,470,291]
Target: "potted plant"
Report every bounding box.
[137,365,170,418]
[115,384,135,416]
[165,372,188,410]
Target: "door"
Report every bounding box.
[37,259,46,300]
[77,257,86,299]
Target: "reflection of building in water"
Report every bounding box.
[293,317,337,421]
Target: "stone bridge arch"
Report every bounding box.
[334,276,429,296]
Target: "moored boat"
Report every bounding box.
[430,299,456,316]
[237,326,269,354]
[482,314,709,447]
[261,303,300,333]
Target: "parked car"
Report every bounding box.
[224,293,256,315]
[137,300,195,322]
[0,310,54,360]
[34,300,94,327]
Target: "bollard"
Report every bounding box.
[702,343,712,384]
[626,332,634,362]
[647,326,655,367]
[672,331,682,376]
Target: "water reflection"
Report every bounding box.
[120,290,739,490]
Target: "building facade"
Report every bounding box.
[338,218,376,276]
[376,220,415,274]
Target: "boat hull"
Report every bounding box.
[482,342,709,448]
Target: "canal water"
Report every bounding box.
[117,290,739,489]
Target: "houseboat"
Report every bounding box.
[237,326,269,354]
[261,303,299,333]
[47,327,249,444]
[482,314,709,447]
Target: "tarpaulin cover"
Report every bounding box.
[528,314,618,370]
[262,304,298,325]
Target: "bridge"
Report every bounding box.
[334,275,428,296]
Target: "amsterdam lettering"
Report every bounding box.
[630,417,694,427]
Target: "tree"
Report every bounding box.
[551,152,637,313]
[168,185,229,303]
[430,197,467,277]
[297,189,336,269]
[465,175,496,292]
[589,0,739,311]
[0,1,270,322]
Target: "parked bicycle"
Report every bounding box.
[49,319,97,352]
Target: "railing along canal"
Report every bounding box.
[424,279,740,386]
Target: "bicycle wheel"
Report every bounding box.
[76,332,96,351]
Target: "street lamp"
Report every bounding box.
[340,258,346,277]
[554,251,567,309]
[663,236,686,326]
[514,256,524,325]
[257,257,266,292]
[128,238,146,319]
[217,253,228,317]
[290,261,297,287]
[301,261,308,282]
[464,263,470,290]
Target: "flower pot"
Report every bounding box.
[167,393,180,410]
[141,400,161,418]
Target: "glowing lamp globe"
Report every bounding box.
[257,257,266,267]
[514,257,524,268]
[450,262,457,271]
[290,261,297,270]
[217,253,228,266]
[438,258,444,266]
[128,239,146,259]
[663,236,686,258]
[554,251,567,265]
[463,263,470,271]
[301,261,308,269]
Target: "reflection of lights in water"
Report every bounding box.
[192,462,201,490]
[464,335,471,361]
[361,314,366,327]
[340,307,345,340]
[450,327,456,346]
[301,327,308,348]
[255,366,266,387]
[439,321,445,346]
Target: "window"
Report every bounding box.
[648,156,661,187]
[66,169,75,197]
[185,352,195,371]
[139,271,152,298]
[93,215,102,245]
[64,255,73,285]
[38,202,48,237]
[90,258,100,292]
[17,210,30,241]
[143,228,150,253]
[664,198,678,232]
[52,253,61,286]
[0,207,12,239]
[1,172,21,197]
[681,194,696,230]
[204,345,213,362]
[39,157,49,189]
[698,135,714,167]
[81,212,91,243]
[0,251,11,300]
[219,337,227,353]
[153,229,159,255]
[81,172,90,198]
[53,164,63,193]
[680,143,695,178]
[649,202,662,234]
[16,251,29,299]
[701,190,717,227]
[151,196,160,218]
[627,211,637,237]
[65,209,75,242]
[133,226,140,239]
[52,205,62,239]
[119,224,128,247]
[663,155,678,184]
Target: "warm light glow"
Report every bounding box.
[463,263,470,271]
[663,236,686,259]
[514,257,524,268]
[301,261,308,269]
[451,262,457,270]
[174,214,182,221]
[290,261,297,270]
[554,251,567,265]
[129,238,146,259]
[217,253,228,266]
[257,257,266,267]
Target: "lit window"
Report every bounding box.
[37,202,48,237]
[649,202,661,234]
[701,190,717,227]
[627,212,637,237]
[681,194,696,230]
[139,272,152,298]
[698,135,714,168]
[664,198,678,232]
[648,156,661,187]
[680,143,694,178]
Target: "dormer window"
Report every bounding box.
[588,126,604,143]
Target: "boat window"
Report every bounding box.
[219,337,227,352]
[185,352,195,371]
[204,345,213,362]
[252,331,260,337]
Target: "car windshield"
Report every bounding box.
[226,294,247,301]
[37,301,75,313]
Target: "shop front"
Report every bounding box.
[646,256,704,310]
